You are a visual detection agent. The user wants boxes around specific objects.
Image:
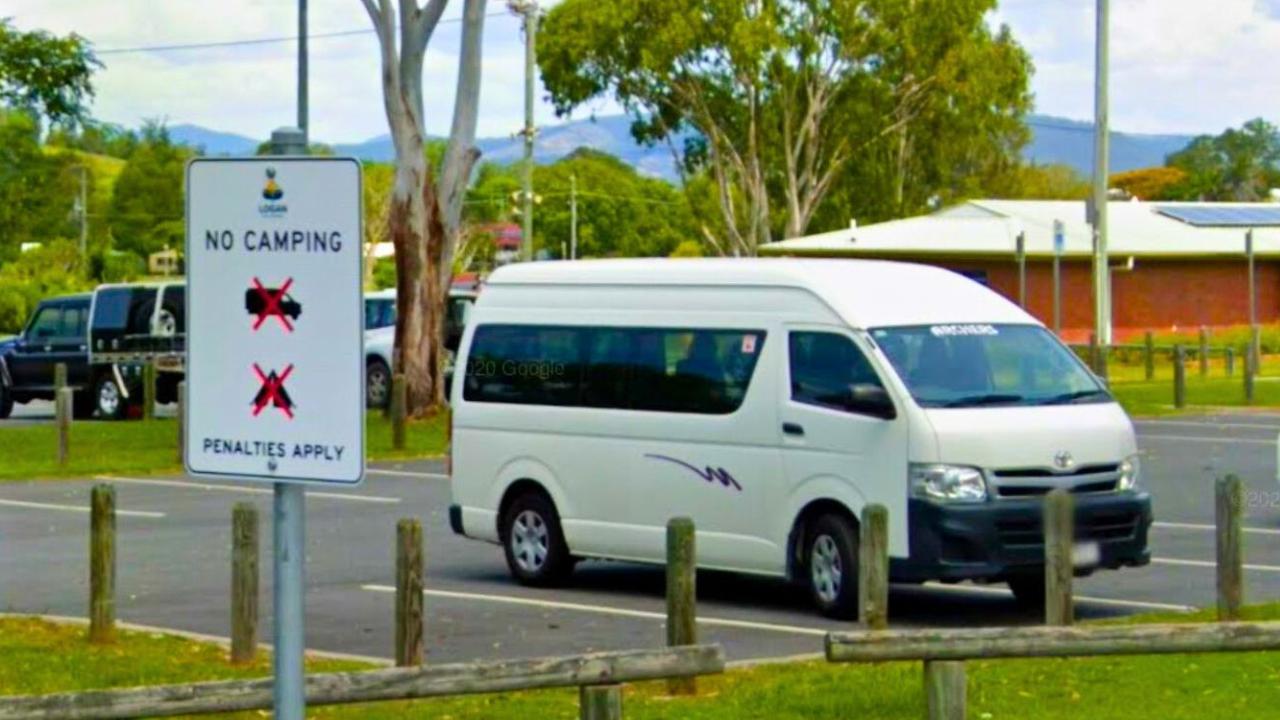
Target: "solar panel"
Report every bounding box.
[1156,205,1280,227]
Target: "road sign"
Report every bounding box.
[185,157,364,485]
[1053,219,1065,255]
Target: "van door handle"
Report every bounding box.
[782,422,805,437]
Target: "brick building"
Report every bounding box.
[761,199,1280,343]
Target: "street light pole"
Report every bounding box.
[570,173,578,260]
[1091,0,1111,345]
[510,0,539,261]
[298,0,309,145]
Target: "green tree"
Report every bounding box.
[540,0,1032,252]
[1109,166,1188,201]
[0,110,77,262]
[0,240,88,333]
[0,19,99,127]
[108,122,190,260]
[1166,118,1280,201]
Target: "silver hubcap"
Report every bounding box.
[510,510,550,573]
[99,381,120,416]
[811,534,843,604]
[368,367,388,406]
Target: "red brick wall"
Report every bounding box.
[920,258,1277,343]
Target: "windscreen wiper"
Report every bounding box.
[1036,389,1111,405]
[941,393,1025,408]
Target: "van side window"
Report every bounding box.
[789,332,885,412]
[464,325,765,414]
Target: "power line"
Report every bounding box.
[96,12,510,56]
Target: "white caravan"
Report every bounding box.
[447,259,1152,618]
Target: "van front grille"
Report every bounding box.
[991,463,1121,499]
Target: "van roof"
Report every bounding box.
[486,258,1038,329]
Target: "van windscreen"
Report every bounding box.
[463,325,765,414]
[870,324,1109,409]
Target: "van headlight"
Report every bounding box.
[910,464,988,503]
[1118,456,1141,491]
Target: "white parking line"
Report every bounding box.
[99,476,400,505]
[1154,521,1280,537]
[921,582,1196,612]
[0,498,165,518]
[360,584,830,637]
[1152,557,1280,573]
[1136,434,1275,446]
[1136,420,1280,431]
[366,468,448,480]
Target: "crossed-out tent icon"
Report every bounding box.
[252,363,295,419]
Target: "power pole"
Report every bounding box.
[1090,0,1111,344]
[76,165,88,257]
[570,173,578,260]
[298,0,309,145]
[510,0,539,261]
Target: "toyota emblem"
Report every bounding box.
[1053,451,1075,470]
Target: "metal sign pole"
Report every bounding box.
[1016,231,1027,309]
[1053,220,1064,335]
[270,126,308,720]
[1248,228,1258,367]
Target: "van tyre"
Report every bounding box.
[95,375,127,420]
[501,492,573,586]
[806,514,860,620]
[366,358,391,409]
[1007,574,1046,609]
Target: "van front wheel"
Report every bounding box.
[501,493,573,586]
[807,514,860,620]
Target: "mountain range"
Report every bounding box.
[169,113,1198,181]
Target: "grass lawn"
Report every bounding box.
[0,412,447,482]
[2,605,1279,719]
[1108,373,1280,416]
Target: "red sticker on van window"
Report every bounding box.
[741,335,757,354]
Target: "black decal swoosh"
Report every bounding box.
[645,454,742,491]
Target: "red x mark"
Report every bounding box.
[252,363,295,419]
[252,277,294,332]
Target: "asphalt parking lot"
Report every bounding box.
[0,413,1277,665]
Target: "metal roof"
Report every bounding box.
[760,200,1280,259]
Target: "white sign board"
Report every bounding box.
[185,157,364,485]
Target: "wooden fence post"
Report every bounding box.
[231,503,259,664]
[89,484,116,644]
[858,504,889,630]
[1226,347,1236,377]
[1144,331,1155,381]
[142,363,156,421]
[579,684,623,720]
[924,660,966,720]
[666,517,697,696]
[56,387,72,466]
[1216,475,1244,621]
[396,518,425,667]
[1245,350,1256,405]
[1044,488,1074,626]
[391,374,407,451]
[54,362,67,391]
[177,381,187,465]
[1173,345,1186,409]
[1199,327,1210,377]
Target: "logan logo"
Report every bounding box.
[645,454,742,491]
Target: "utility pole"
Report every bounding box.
[570,173,578,260]
[1090,0,1111,345]
[510,0,539,261]
[298,0,309,145]
[75,165,88,257]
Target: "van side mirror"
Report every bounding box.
[846,383,896,420]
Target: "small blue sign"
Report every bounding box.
[1053,220,1065,255]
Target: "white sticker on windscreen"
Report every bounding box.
[930,324,999,337]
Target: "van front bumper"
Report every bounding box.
[890,492,1152,583]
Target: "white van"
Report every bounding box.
[448,259,1152,618]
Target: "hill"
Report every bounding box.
[1024,115,1194,175]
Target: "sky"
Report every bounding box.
[6,0,1280,143]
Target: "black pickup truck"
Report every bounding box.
[0,283,185,420]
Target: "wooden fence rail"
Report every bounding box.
[0,645,724,720]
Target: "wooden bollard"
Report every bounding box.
[1144,331,1155,381]
[1043,488,1074,626]
[54,362,67,391]
[858,504,889,630]
[142,363,156,421]
[89,484,116,643]
[1173,345,1187,409]
[666,517,696,696]
[1245,350,1256,405]
[391,374,407,451]
[579,684,623,720]
[1215,475,1244,621]
[1199,327,1210,377]
[177,381,187,465]
[56,387,72,466]
[395,518,424,666]
[925,660,966,720]
[230,503,259,664]
[1226,347,1236,377]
